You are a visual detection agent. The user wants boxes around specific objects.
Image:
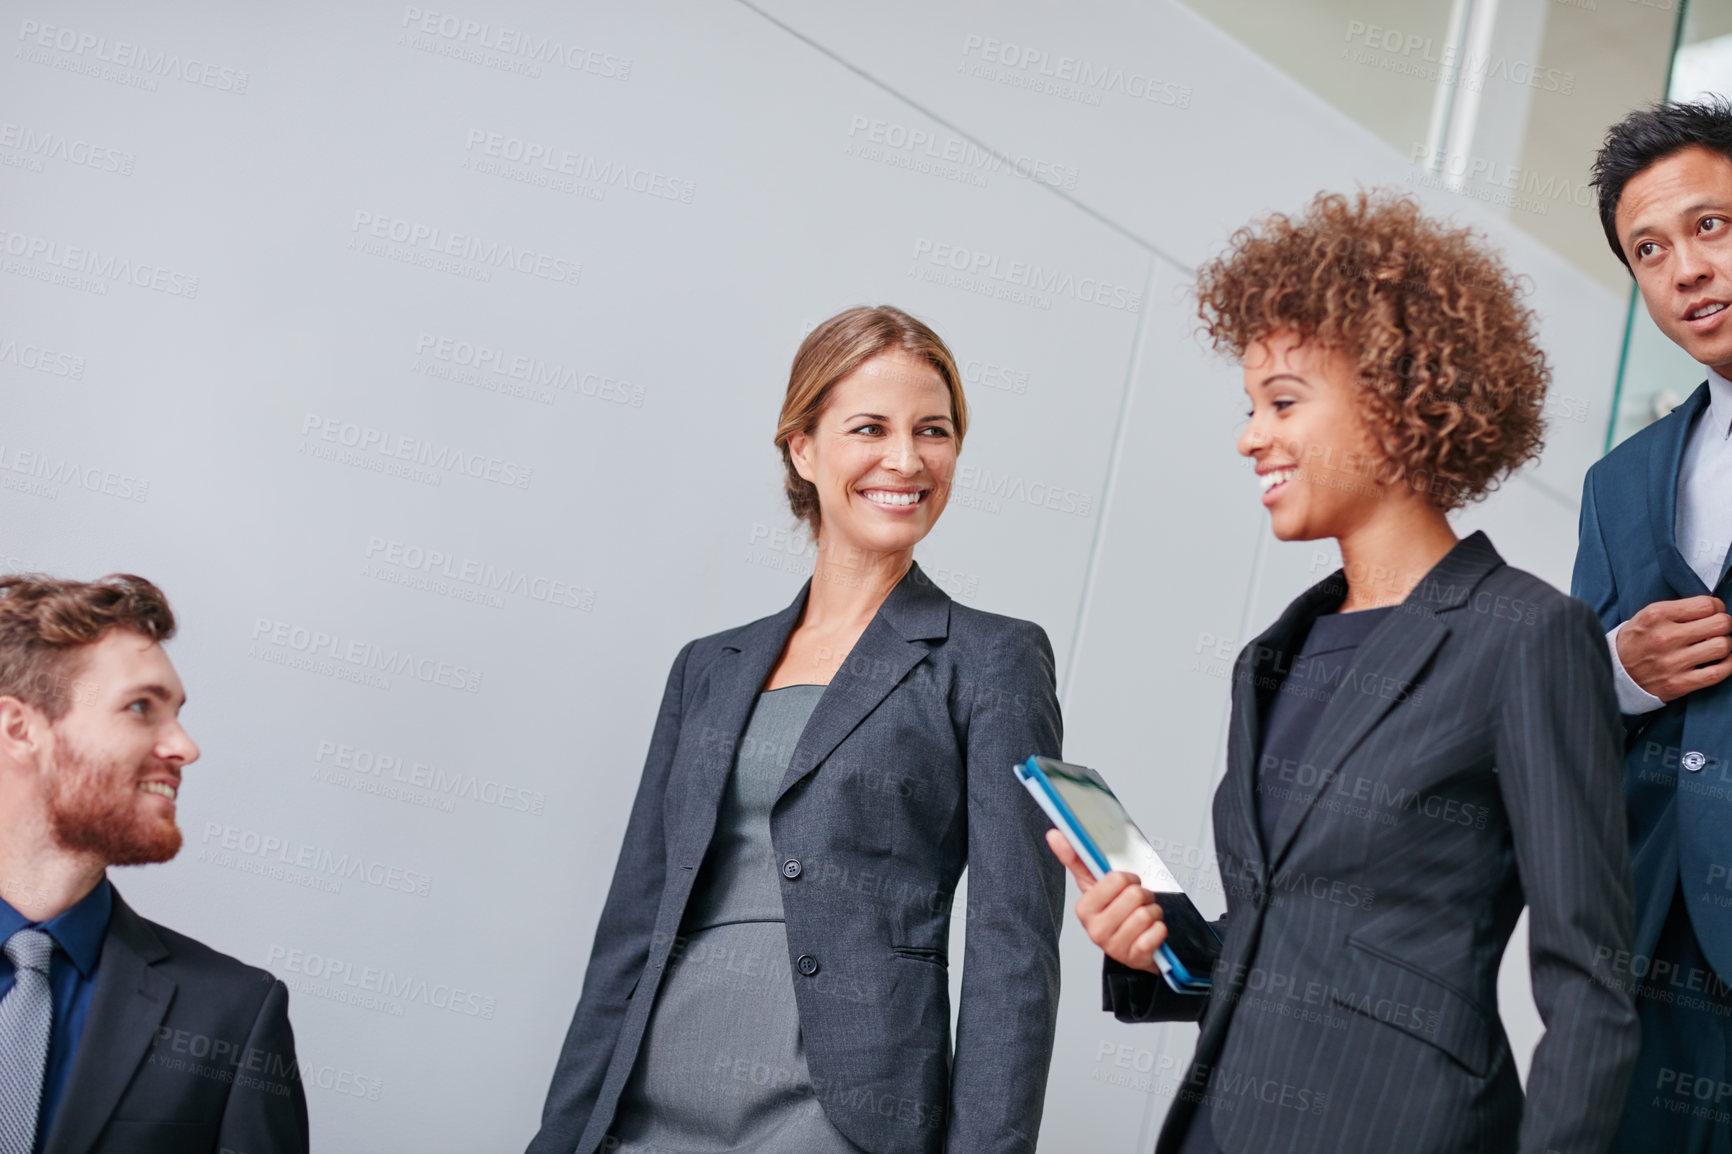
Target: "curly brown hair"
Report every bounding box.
[1194,191,1548,510]
[0,573,176,720]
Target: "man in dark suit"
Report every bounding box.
[1575,99,1732,1154]
[0,573,308,1154]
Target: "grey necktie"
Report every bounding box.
[0,929,53,1154]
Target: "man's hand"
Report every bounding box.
[1045,829,1167,973]
[1617,596,1732,703]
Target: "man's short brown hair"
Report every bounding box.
[0,573,176,720]
[1195,190,1550,510]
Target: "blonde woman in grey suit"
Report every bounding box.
[531,306,1065,1154]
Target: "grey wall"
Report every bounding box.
[0,1,1631,1150]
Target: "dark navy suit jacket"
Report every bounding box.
[1572,380,1732,979]
[529,561,1065,1154]
[1108,533,1638,1154]
[41,887,308,1154]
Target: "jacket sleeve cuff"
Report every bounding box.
[1606,623,1664,716]
[1101,957,1206,1023]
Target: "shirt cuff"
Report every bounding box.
[1607,622,1665,716]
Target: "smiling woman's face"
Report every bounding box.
[1237,330,1393,543]
[788,348,957,559]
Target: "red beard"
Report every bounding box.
[44,739,182,865]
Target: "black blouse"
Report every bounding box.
[1253,605,1397,850]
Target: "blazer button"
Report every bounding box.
[782,859,802,879]
[1684,751,1707,773]
[796,954,819,976]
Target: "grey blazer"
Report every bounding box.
[530,561,1065,1154]
[43,888,309,1154]
[1105,532,1640,1154]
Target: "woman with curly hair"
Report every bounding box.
[1049,192,1640,1154]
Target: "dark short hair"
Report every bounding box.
[1591,97,1732,270]
[0,574,176,720]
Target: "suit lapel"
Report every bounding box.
[44,889,174,1154]
[1227,577,1346,880]
[1264,613,1448,869]
[1262,532,1499,870]
[776,562,949,801]
[1648,381,1712,599]
[678,586,811,848]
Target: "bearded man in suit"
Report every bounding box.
[0,573,308,1154]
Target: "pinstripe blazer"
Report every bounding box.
[1105,531,1640,1154]
[528,561,1065,1154]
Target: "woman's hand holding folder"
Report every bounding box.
[1045,829,1168,974]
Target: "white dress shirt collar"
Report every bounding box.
[1706,365,1732,440]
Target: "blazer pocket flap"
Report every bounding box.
[890,945,948,967]
[1326,941,1496,1077]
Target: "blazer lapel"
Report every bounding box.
[44,890,174,1154]
[1648,381,1713,599]
[677,585,811,848]
[1263,533,1500,870]
[776,562,950,802]
[1227,576,1347,880]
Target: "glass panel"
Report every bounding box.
[1180,0,1679,295]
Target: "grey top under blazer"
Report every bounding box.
[44,887,309,1154]
[530,561,1066,1154]
[1105,532,1640,1154]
